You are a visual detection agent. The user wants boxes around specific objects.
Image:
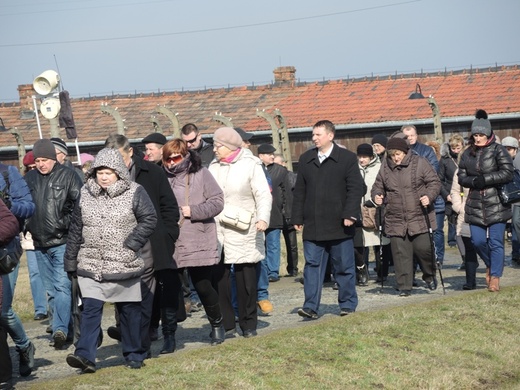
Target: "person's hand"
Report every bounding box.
[67,271,77,281]
[180,206,191,218]
[294,224,303,232]
[472,175,486,189]
[343,218,355,227]
[420,195,430,207]
[256,220,268,232]
[374,194,384,206]
[447,194,452,203]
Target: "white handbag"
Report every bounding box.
[220,205,253,231]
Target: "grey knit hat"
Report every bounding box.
[471,109,492,137]
[213,127,242,151]
[33,139,57,160]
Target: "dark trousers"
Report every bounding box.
[188,266,219,308]
[215,256,257,333]
[462,236,479,287]
[0,326,11,383]
[76,298,145,364]
[282,225,299,274]
[390,233,435,291]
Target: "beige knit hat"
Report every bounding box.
[213,127,242,151]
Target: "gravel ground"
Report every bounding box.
[8,244,520,388]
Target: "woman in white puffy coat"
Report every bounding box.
[451,167,479,290]
[208,127,271,338]
[353,144,390,285]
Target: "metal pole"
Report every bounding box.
[32,96,43,139]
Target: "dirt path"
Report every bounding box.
[9,244,520,388]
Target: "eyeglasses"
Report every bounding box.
[165,154,183,164]
[473,134,487,138]
[184,133,199,144]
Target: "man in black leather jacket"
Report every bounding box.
[24,139,83,349]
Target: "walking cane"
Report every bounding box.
[377,206,385,292]
[422,205,446,294]
[365,199,385,292]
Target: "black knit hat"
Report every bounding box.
[386,137,409,153]
[33,139,57,160]
[371,134,388,148]
[357,143,374,157]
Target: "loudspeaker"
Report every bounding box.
[33,70,60,96]
[40,97,61,119]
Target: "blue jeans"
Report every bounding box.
[0,264,30,351]
[264,228,281,279]
[34,244,72,336]
[256,259,269,301]
[470,223,506,277]
[26,250,48,317]
[302,239,358,313]
[433,212,445,264]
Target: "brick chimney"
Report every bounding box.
[273,66,296,85]
[18,84,36,112]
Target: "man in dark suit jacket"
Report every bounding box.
[291,120,365,319]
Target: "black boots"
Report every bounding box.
[355,249,369,286]
[464,259,478,290]
[160,308,177,354]
[205,303,225,346]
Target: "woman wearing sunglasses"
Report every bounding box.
[162,139,225,346]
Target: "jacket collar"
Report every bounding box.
[304,143,341,165]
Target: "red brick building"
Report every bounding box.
[1,65,519,168]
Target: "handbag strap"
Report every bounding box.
[179,174,190,227]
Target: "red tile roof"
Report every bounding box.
[1,65,519,148]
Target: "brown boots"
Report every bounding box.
[488,276,500,292]
[485,268,490,288]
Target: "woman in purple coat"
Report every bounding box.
[162,139,225,345]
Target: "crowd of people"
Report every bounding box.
[1,110,518,388]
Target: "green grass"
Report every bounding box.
[28,286,520,390]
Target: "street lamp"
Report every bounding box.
[408,83,443,143]
[409,83,425,99]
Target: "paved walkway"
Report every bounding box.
[9,244,520,388]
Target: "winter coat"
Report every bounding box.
[25,162,82,248]
[0,201,20,247]
[354,156,390,247]
[209,148,272,264]
[164,153,223,268]
[438,143,459,216]
[0,163,35,220]
[371,150,441,237]
[450,169,470,237]
[132,156,179,271]
[265,162,292,229]
[458,137,513,226]
[291,143,365,241]
[64,148,157,282]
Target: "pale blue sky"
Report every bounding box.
[1,0,519,102]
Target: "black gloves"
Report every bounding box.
[67,271,77,281]
[472,176,486,189]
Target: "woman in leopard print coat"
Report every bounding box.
[64,148,157,373]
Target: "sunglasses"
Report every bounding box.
[166,155,183,164]
[184,133,199,144]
